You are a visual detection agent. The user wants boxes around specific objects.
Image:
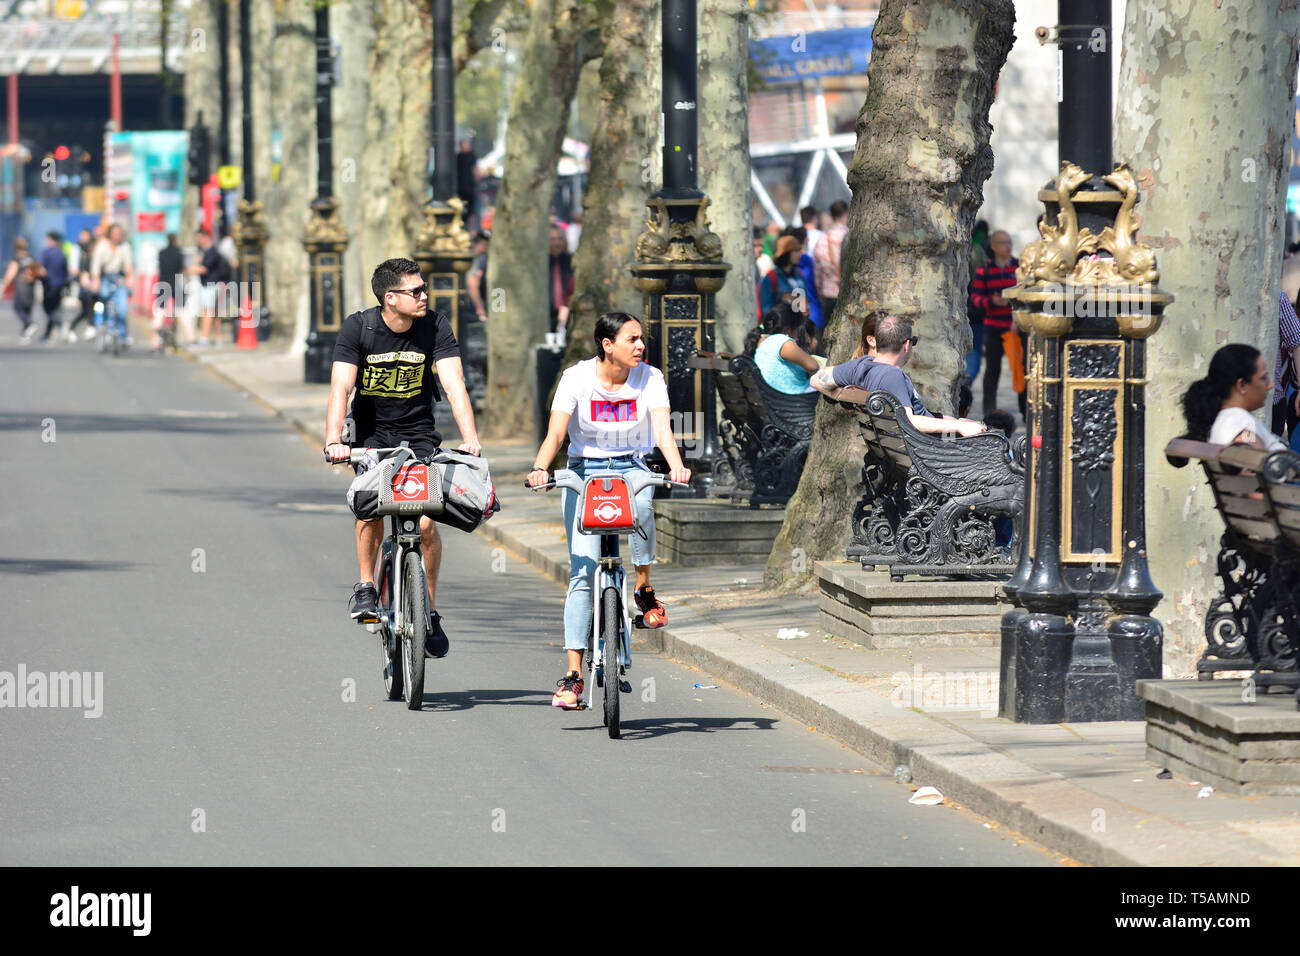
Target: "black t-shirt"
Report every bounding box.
[333,306,460,439]
[200,246,230,285]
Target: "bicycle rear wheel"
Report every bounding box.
[602,586,621,739]
[402,551,428,710]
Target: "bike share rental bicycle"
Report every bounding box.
[528,466,686,739]
[94,274,130,356]
[337,443,499,710]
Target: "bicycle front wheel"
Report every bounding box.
[402,551,428,710]
[602,586,621,739]
[380,620,403,701]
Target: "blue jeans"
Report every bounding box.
[97,275,128,339]
[964,320,984,381]
[561,455,656,651]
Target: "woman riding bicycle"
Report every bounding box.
[527,311,691,709]
[91,223,134,346]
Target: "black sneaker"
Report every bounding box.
[349,582,379,623]
[425,609,450,658]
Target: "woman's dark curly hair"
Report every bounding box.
[1181,343,1261,440]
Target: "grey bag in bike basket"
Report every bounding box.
[346,448,500,532]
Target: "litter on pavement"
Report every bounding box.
[908,786,944,806]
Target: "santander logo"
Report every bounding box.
[393,466,429,501]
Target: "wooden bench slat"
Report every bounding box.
[1266,482,1300,507]
[1222,515,1280,540]
[1164,437,1224,460]
[1210,473,1263,496]
[1273,507,1300,532]
[1216,445,1271,470]
[1219,496,1272,519]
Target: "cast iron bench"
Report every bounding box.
[1164,438,1300,694]
[726,354,819,508]
[687,352,763,498]
[843,390,1025,580]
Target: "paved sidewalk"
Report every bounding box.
[170,337,1300,867]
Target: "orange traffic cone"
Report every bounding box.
[236,294,258,350]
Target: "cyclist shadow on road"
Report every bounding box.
[562,716,779,740]
[410,688,553,712]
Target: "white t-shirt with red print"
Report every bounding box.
[551,357,670,458]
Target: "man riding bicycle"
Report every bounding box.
[324,258,482,657]
[526,311,691,708]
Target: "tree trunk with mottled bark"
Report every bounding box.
[1114,0,1300,677]
[699,0,756,353]
[765,0,1015,590]
[265,0,315,344]
[485,0,603,438]
[559,0,659,376]
[359,0,433,269]
[335,0,375,317]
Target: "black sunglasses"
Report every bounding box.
[389,283,428,299]
[908,335,919,347]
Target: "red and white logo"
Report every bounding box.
[593,500,623,523]
[392,465,429,501]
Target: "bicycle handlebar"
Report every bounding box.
[524,469,690,493]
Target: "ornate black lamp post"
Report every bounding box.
[412,0,473,361]
[217,0,231,238]
[998,0,1173,722]
[630,0,729,496]
[303,2,347,383]
[230,0,270,340]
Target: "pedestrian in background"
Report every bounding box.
[151,232,186,351]
[963,219,990,384]
[467,229,490,323]
[456,138,478,231]
[814,200,848,322]
[759,234,806,315]
[547,224,573,335]
[1,236,39,342]
[189,227,232,346]
[68,228,98,341]
[971,229,1025,418]
[785,226,824,330]
[801,205,824,259]
[38,231,68,343]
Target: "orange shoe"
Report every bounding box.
[551,670,584,709]
[634,585,666,628]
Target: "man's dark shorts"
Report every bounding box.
[351,430,442,477]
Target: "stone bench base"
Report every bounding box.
[654,499,784,567]
[1136,679,1300,796]
[816,561,1008,648]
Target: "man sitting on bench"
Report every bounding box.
[810,312,987,437]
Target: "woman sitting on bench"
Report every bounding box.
[752,303,821,393]
[1182,343,1287,452]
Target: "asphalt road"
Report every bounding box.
[0,329,1058,866]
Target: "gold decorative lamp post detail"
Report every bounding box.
[999,158,1174,723]
[231,196,268,339]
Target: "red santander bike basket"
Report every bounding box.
[578,475,638,534]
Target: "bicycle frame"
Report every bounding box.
[369,511,424,644]
[587,531,635,709]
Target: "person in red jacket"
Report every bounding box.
[971,230,1026,418]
